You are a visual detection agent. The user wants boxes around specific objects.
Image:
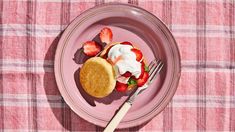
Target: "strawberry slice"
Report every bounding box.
[137,71,149,87]
[122,71,132,77]
[83,41,101,57]
[121,41,133,46]
[115,81,128,92]
[99,27,113,44]
[139,62,145,78]
[131,48,143,61]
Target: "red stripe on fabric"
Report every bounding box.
[0,0,4,130]
[162,0,173,131]
[61,103,71,131]
[0,74,3,130]
[169,0,174,130]
[128,0,138,5]
[196,1,207,131]
[229,1,235,131]
[230,108,235,131]
[25,1,38,130]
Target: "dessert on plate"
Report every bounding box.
[79,27,149,98]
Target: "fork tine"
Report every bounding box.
[149,60,160,75]
[148,59,157,69]
[149,62,164,82]
[149,60,161,77]
[149,59,158,65]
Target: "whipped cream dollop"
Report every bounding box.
[107,44,141,83]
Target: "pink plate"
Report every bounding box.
[54,3,181,129]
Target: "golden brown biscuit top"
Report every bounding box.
[79,57,116,98]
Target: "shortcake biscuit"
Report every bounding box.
[79,57,116,98]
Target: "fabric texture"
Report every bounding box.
[0,0,234,131]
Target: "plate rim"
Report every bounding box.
[54,3,181,128]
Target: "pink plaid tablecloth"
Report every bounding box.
[0,0,234,131]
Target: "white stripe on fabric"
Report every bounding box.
[172,95,235,108]
[173,95,235,102]
[172,24,235,31]
[0,24,64,31]
[0,101,63,108]
[0,94,62,100]
[0,59,54,72]
[0,59,53,66]
[4,130,62,132]
[181,68,233,73]
[171,102,234,108]
[0,24,63,37]
[172,32,235,38]
[182,60,235,67]
[0,66,53,73]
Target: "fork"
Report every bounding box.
[103,60,164,132]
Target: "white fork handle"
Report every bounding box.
[103,102,131,132]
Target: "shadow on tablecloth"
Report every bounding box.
[43,32,94,131]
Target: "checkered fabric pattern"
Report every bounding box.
[0,0,234,131]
